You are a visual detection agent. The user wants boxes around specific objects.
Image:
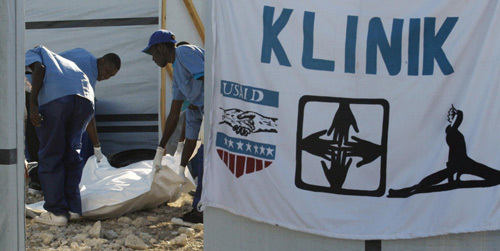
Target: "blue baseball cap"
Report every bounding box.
[142,30,177,55]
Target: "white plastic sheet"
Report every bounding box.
[28,154,195,220]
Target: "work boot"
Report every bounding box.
[181,209,203,224]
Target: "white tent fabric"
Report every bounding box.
[24,0,160,154]
[27,155,195,220]
[202,0,500,240]
[0,0,25,249]
[24,0,207,155]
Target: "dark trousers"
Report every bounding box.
[25,92,41,182]
[79,131,94,166]
[36,95,93,216]
[191,144,204,210]
[25,92,40,162]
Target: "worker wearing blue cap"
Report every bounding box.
[143,29,204,223]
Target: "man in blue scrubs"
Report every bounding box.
[26,49,120,190]
[143,30,205,223]
[26,46,95,226]
[59,48,121,164]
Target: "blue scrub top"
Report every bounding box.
[25,46,94,107]
[59,48,98,90]
[172,45,205,108]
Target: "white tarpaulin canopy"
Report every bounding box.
[24,0,206,155]
[202,0,500,240]
[24,0,160,154]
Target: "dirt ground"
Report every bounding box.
[25,188,204,251]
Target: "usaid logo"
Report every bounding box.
[216,132,276,178]
[217,80,279,178]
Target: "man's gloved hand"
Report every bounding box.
[178,165,186,183]
[153,146,165,170]
[94,146,104,163]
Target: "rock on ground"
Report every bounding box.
[25,188,203,251]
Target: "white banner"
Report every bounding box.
[202,0,500,239]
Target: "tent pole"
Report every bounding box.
[160,0,166,132]
[183,0,205,44]
[160,0,173,132]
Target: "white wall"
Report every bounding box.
[205,207,500,251]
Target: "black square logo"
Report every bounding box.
[296,96,389,197]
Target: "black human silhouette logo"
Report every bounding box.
[296,96,389,197]
[388,105,500,198]
[219,107,278,136]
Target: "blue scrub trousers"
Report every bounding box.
[185,106,203,210]
[79,131,93,166]
[191,144,203,210]
[185,106,203,140]
[36,95,94,216]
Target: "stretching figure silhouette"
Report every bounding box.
[388,105,500,198]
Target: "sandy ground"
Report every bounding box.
[25,187,204,251]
